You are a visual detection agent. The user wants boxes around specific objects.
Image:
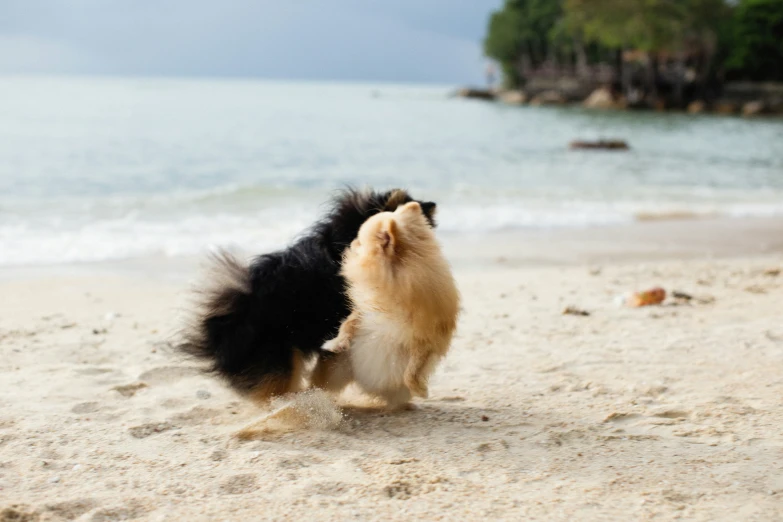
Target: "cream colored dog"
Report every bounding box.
[313,201,460,409]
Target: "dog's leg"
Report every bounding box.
[248,350,307,404]
[381,386,413,411]
[287,350,308,393]
[321,312,360,353]
[310,352,353,394]
[313,313,360,395]
[248,375,290,404]
[237,351,340,440]
[404,352,438,399]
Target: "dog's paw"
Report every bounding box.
[322,337,349,353]
[406,379,429,399]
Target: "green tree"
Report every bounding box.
[562,0,730,104]
[563,0,687,52]
[484,3,526,87]
[563,0,682,102]
[483,0,564,87]
[483,0,782,103]
[679,0,734,100]
[726,0,783,81]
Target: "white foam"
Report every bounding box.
[2,193,783,266]
[0,209,315,267]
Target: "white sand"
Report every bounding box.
[2,255,783,520]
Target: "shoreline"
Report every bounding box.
[2,216,781,281]
[457,82,783,117]
[443,215,783,270]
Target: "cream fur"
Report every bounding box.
[316,201,460,409]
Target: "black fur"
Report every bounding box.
[178,188,437,396]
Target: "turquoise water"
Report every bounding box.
[1,76,782,266]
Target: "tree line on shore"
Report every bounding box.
[482,0,783,111]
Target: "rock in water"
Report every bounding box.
[714,101,738,115]
[742,100,766,117]
[530,90,566,106]
[569,140,629,151]
[687,100,706,114]
[583,87,617,110]
[453,88,496,101]
[498,90,527,105]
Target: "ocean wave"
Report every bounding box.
[2,199,783,266]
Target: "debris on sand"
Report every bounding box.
[614,287,666,307]
[671,290,715,305]
[628,287,666,307]
[562,306,590,316]
[672,291,693,301]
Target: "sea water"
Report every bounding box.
[1,75,782,266]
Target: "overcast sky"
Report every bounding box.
[0,1,502,84]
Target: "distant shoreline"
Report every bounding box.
[455,82,783,118]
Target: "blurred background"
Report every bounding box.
[1,0,781,267]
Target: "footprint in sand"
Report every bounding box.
[219,474,258,495]
[277,457,312,470]
[90,501,150,522]
[650,408,689,419]
[168,406,222,426]
[160,397,190,409]
[1,504,40,522]
[70,400,126,421]
[304,480,351,497]
[112,382,148,397]
[383,480,419,500]
[128,422,176,439]
[74,367,115,376]
[210,449,228,461]
[44,498,97,520]
[437,396,466,403]
[602,412,643,424]
[71,402,102,414]
[137,366,200,386]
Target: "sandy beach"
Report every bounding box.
[2,220,783,521]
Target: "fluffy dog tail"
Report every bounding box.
[177,251,303,402]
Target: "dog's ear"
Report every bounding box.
[384,189,410,211]
[420,201,436,220]
[377,219,398,255]
[400,201,422,214]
